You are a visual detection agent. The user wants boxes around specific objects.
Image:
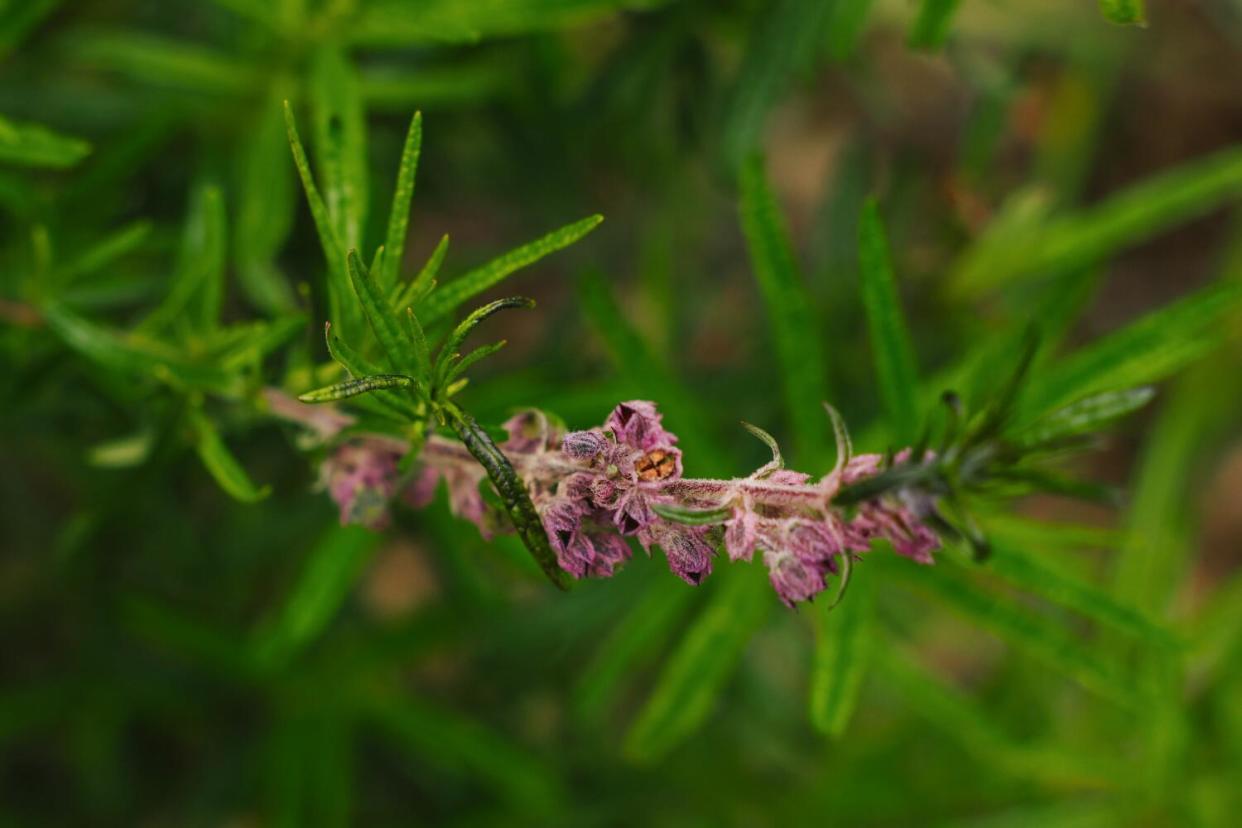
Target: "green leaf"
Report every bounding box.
[573,579,697,722]
[1020,281,1242,422]
[346,249,421,382]
[141,184,228,333]
[953,146,1242,294]
[908,0,962,50]
[191,409,270,503]
[825,0,875,60]
[433,296,534,389]
[380,112,422,293]
[810,570,873,737]
[738,155,830,464]
[720,0,836,167]
[392,232,449,311]
[978,536,1178,649]
[70,29,258,95]
[882,554,1145,709]
[740,421,783,471]
[361,694,564,814]
[235,89,298,313]
[0,0,61,57]
[42,302,239,394]
[419,215,602,325]
[447,405,567,589]
[1113,362,1242,609]
[624,571,769,761]
[650,503,733,526]
[0,114,90,168]
[284,101,349,328]
[1099,0,1146,26]
[324,321,421,420]
[349,0,672,45]
[857,199,920,443]
[57,220,152,284]
[299,374,414,402]
[311,45,369,254]
[873,644,1120,786]
[1020,386,1154,445]
[251,525,380,670]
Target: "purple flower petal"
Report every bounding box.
[605,400,679,452]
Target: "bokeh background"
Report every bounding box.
[3,0,1242,825]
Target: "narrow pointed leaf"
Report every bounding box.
[858,199,920,443]
[739,156,830,463]
[381,112,422,292]
[624,572,768,761]
[0,114,90,168]
[299,374,414,403]
[191,409,270,503]
[740,421,783,470]
[392,233,448,310]
[810,569,872,736]
[311,45,368,253]
[346,249,419,378]
[650,503,733,526]
[419,215,602,325]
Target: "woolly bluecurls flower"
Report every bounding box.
[319,439,405,530]
[301,397,943,606]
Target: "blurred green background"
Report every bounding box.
[3,0,1242,825]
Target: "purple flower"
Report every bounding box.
[501,409,561,454]
[765,550,830,607]
[650,524,714,585]
[562,429,608,459]
[604,401,679,452]
[321,440,403,530]
[723,505,757,562]
[405,457,491,538]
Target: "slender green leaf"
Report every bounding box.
[740,421,783,470]
[392,232,449,310]
[858,198,920,443]
[0,115,90,168]
[720,0,835,167]
[977,536,1178,648]
[908,0,962,50]
[883,554,1145,708]
[311,45,369,253]
[361,693,564,814]
[70,30,258,95]
[191,409,270,503]
[349,0,672,45]
[346,249,420,380]
[58,220,152,284]
[738,155,830,463]
[810,570,873,737]
[825,0,875,60]
[324,321,421,419]
[433,296,534,387]
[381,112,422,293]
[235,88,298,313]
[251,525,380,670]
[574,579,697,722]
[299,374,414,402]
[0,0,61,57]
[284,101,349,327]
[873,644,1121,786]
[1020,281,1242,421]
[141,184,227,333]
[953,146,1242,293]
[1113,362,1242,609]
[1099,0,1146,26]
[419,215,602,325]
[43,302,238,393]
[624,570,769,761]
[1020,386,1154,445]
[650,503,732,526]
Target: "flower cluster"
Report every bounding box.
[294,395,942,607]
